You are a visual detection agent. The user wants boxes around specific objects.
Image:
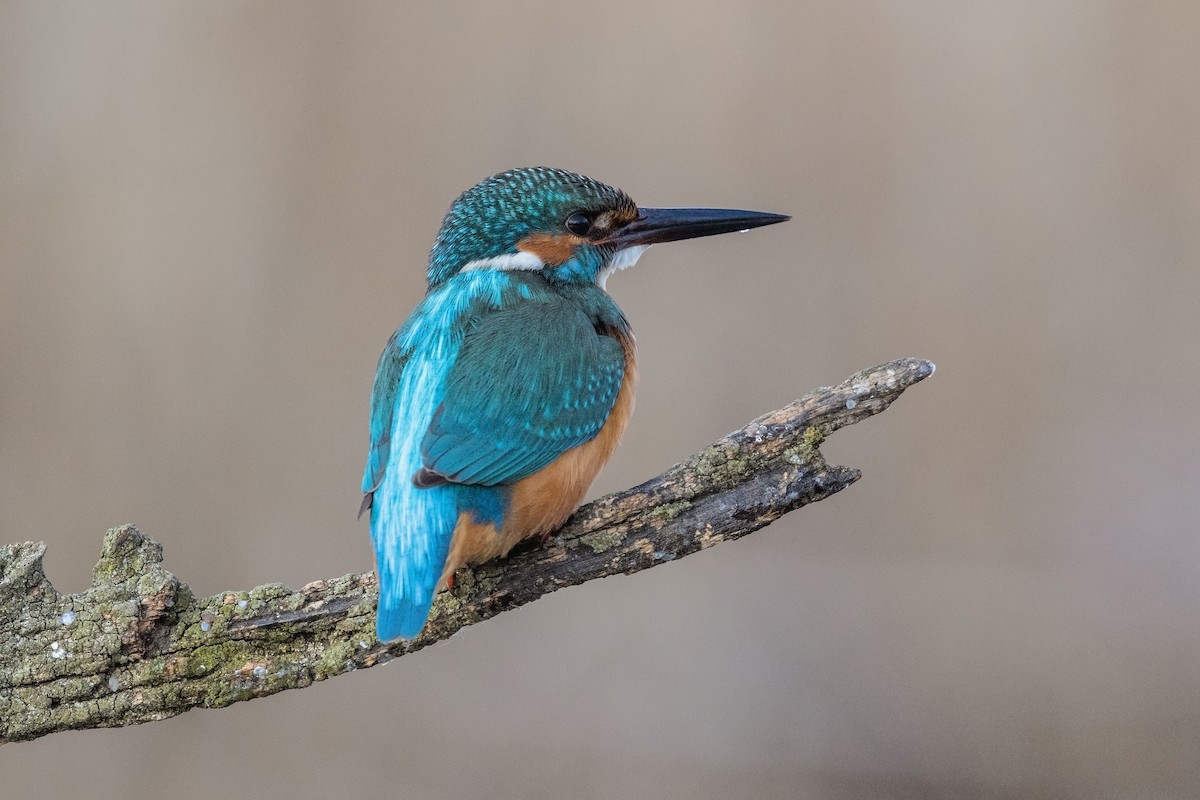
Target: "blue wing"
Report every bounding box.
[361,327,411,505]
[419,296,627,487]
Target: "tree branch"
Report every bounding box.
[0,357,934,743]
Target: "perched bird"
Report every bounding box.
[362,167,787,641]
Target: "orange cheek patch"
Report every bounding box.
[516,233,585,266]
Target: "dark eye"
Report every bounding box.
[565,212,592,236]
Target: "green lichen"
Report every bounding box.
[313,639,357,680]
[802,425,826,451]
[689,445,753,486]
[783,426,827,467]
[406,564,507,637]
[579,529,624,554]
[188,642,246,679]
[90,525,165,586]
[650,500,693,521]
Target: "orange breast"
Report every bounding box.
[440,332,637,585]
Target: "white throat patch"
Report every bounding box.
[597,245,649,289]
[461,251,545,272]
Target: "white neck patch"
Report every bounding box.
[461,251,545,272]
[597,245,649,290]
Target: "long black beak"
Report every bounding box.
[603,206,789,249]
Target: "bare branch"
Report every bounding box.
[0,358,934,743]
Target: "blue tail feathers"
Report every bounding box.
[376,597,436,642]
[371,485,512,642]
[370,480,458,643]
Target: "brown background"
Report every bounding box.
[2,3,1198,798]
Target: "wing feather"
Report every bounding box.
[361,326,412,500]
[420,297,626,487]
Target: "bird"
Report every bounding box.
[361,167,788,642]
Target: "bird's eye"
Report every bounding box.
[565,212,592,236]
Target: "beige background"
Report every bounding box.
[2,3,1198,798]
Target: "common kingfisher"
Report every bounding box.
[362,167,788,641]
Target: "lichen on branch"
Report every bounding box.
[0,357,934,744]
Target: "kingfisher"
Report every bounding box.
[361,167,788,641]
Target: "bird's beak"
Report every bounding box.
[602,207,789,249]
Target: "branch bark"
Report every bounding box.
[0,357,934,744]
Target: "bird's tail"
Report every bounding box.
[371,483,457,643]
[376,599,437,642]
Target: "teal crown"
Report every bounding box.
[427,167,635,286]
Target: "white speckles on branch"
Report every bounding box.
[59,610,76,626]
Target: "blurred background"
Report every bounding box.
[2,2,1198,798]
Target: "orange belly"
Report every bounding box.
[439,336,636,585]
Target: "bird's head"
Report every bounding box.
[426,167,788,288]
